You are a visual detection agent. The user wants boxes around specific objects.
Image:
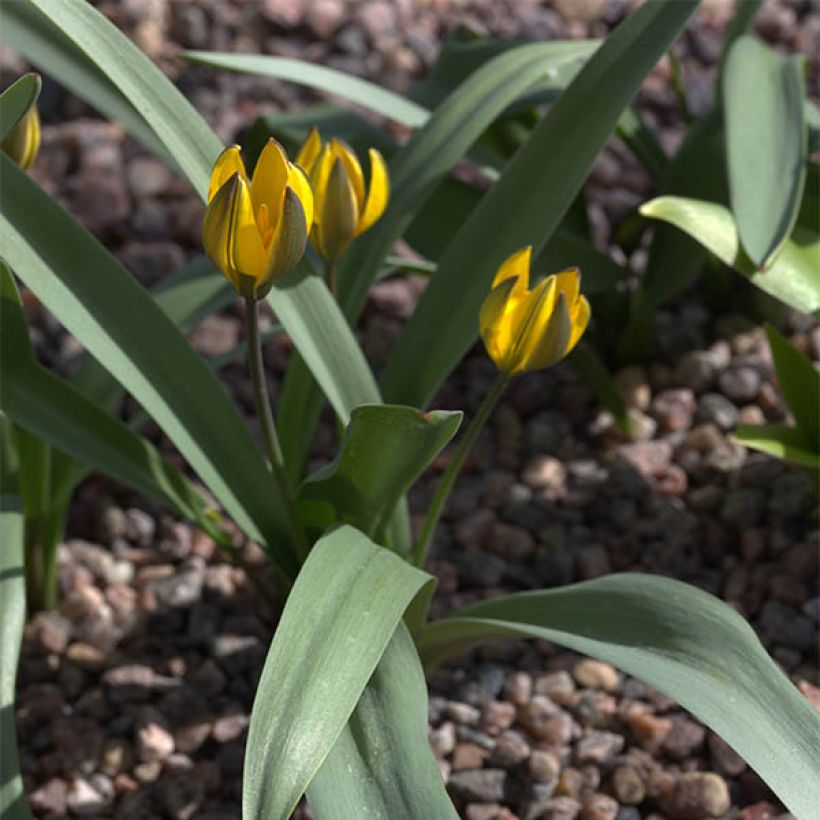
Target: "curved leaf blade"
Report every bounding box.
[723,36,807,268]
[0,155,299,577]
[382,0,698,408]
[416,574,820,819]
[0,72,41,140]
[243,526,435,820]
[640,195,820,314]
[307,623,458,820]
[733,423,820,469]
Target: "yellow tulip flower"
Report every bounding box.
[296,127,389,262]
[1,101,40,171]
[202,139,313,300]
[479,246,590,375]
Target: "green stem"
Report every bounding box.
[413,372,509,568]
[244,297,307,559]
[324,260,337,297]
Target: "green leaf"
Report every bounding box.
[0,155,299,578]
[243,525,435,820]
[382,0,698,408]
[0,494,30,820]
[416,573,820,819]
[270,263,381,428]
[27,0,219,197]
[733,423,819,469]
[307,622,457,820]
[0,72,41,140]
[567,342,631,433]
[764,323,820,449]
[183,52,430,128]
[615,105,667,184]
[723,36,807,268]
[298,405,461,541]
[640,195,820,314]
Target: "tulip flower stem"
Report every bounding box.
[244,297,308,559]
[414,372,509,568]
[324,260,337,296]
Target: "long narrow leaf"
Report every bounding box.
[0,156,299,577]
[0,494,30,820]
[382,0,698,408]
[307,623,457,820]
[416,574,820,819]
[243,526,435,820]
[733,423,819,469]
[0,72,41,140]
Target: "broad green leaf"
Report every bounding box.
[243,526,435,820]
[298,405,462,541]
[764,324,820,449]
[28,0,219,197]
[307,623,457,820]
[183,52,430,128]
[382,0,698,408]
[0,494,30,820]
[723,36,807,268]
[269,263,381,427]
[0,155,299,578]
[733,424,819,469]
[1,2,167,163]
[279,40,602,477]
[640,195,820,314]
[0,72,41,140]
[416,574,820,819]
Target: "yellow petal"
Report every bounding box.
[296,126,322,173]
[354,148,389,236]
[331,139,365,211]
[208,145,247,202]
[508,275,558,373]
[312,157,358,261]
[258,186,308,295]
[202,173,267,292]
[287,162,314,229]
[309,143,334,223]
[250,138,289,229]
[520,290,573,372]
[565,294,591,354]
[552,267,581,308]
[1,105,40,170]
[492,246,532,296]
[479,278,518,372]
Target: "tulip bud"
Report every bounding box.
[479,246,590,375]
[202,140,313,300]
[296,128,389,262]
[1,102,40,171]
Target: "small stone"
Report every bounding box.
[134,760,162,783]
[626,710,672,752]
[613,366,651,411]
[523,455,567,492]
[67,777,107,816]
[447,769,506,803]
[150,564,203,608]
[581,793,619,820]
[556,768,584,798]
[718,366,761,403]
[28,611,73,654]
[758,600,816,650]
[100,738,134,777]
[29,778,68,815]
[573,659,620,692]
[662,772,730,818]
[537,796,582,820]
[103,664,156,701]
[528,749,561,784]
[211,711,249,744]
[575,730,624,764]
[534,671,576,705]
[612,766,645,805]
[662,716,705,759]
[97,504,128,542]
[465,805,508,820]
[617,440,672,478]
[445,701,481,726]
[651,388,696,432]
[674,350,717,392]
[452,742,489,771]
[695,393,739,431]
[504,671,533,706]
[576,545,612,580]
[482,700,516,735]
[489,729,530,766]
[769,471,815,517]
[430,721,456,757]
[136,708,175,762]
[157,770,205,820]
[708,733,747,776]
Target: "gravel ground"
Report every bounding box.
[5,1,819,818]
